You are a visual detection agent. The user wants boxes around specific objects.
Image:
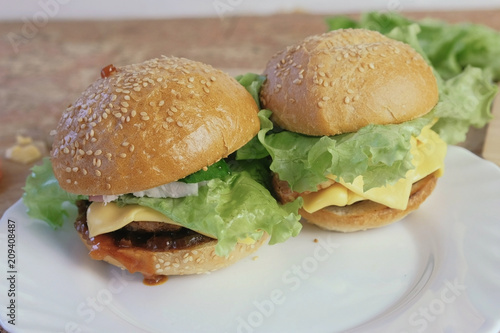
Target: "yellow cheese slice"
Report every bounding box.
[301,125,447,213]
[87,202,185,238]
[86,202,256,245]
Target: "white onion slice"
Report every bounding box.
[132,181,208,199]
[89,181,208,203]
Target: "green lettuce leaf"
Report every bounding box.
[117,164,302,257]
[235,72,267,108]
[432,66,497,144]
[22,157,88,228]
[235,72,270,159]
[243,109,430,193]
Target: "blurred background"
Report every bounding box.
[0,0,499,20]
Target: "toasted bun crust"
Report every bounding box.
[260,29,439,136]
[274,173,438,232]
[77,230,268,276]
[51,56,260,195]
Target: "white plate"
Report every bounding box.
[1,145,500,333]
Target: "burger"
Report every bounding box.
[26,56,302,283]
[240,29,447,232]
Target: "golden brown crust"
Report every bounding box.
[300,174,437,232]
[260,29,439,136]
[51,56,260,195]
[77,231,268,276]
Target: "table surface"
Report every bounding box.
[0,9,500,333]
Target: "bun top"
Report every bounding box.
[260,29,439,136]
[51,56,260,195]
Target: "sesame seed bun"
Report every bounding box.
[77,227,268,277]
[260,29,438,136]
[51,56,260,195]
[261,29,442,232]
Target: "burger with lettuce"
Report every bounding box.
[23,56,302,283]
[238,26,497,232]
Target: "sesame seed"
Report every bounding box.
[102,113,108,119]
[72,167,79,172]
[119,153,127,158]
[66,179,71,184]
[86,150,93,155]
[347,89,354,94]
[96,159,102,167]
[121,142,129,147]
[131,110,137,117]
[82,169,88,175]
[124,95,130,101]
[111,95,117,101]
[369,63,375,69]
[177,121,183,127]
[129,145,135,152]
[317,101,324,108]
[121,101,129,107]
[322,96,330,101]
[94,150,102,156]
[159,100,165,106]
[65,167,71,173]
[344,96,351,104]
[63,147,70,154]
[106,183,111,190]
[121,108,128,113]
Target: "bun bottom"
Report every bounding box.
[74,207,267,280]
[299,173,438,232]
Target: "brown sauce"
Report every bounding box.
[100,64,117,78]
[75,200,212,285]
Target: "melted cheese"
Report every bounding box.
[301,126,447,213]
[87,202,256,244]
[87,202,186,238]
